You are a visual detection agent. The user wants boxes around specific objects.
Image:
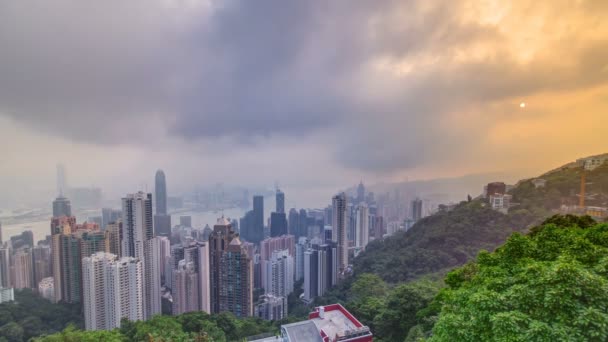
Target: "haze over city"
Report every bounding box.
[1,0,607,208]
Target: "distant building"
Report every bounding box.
[411,198,423,222]
[155,170,168,215]
[179,216,192,228]
[172,260,199,315]
[169,241,210,314]
[38,277,54,301]
[209,217,253,317]
[13,248,34,289]
[52,196,72,218]
[489,194,512,213]
[485,182,507,197]
[532,178,547,188]
[357,181,365,205]
[259,235,295,261]
[0,287,14,304]
[256,294,287,321]
[261,249,294,299]
[295,237,308,282]
[577,154,608,171]
[32,244,52,289]
[101,208,122,231]
[355,203,369,249]
[332,193,348,275]
[276,189,285,214]
[270,212,288,237]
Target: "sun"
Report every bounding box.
[520,102,526,108]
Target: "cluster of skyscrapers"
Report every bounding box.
[0,169,400,331]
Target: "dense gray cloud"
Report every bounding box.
[0,0,607,176]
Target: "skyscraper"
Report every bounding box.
[303,247,318,302]
[332,193,348,275]
[357,181,365,204]
[155,170,167,215]
[121,192,160,319]
[276,189,285,214]
[209,217,253,317]
[52,196,72,218]
[0,246,11,288]
[13,248,34,289]
[253,195,264,243]
[57,163,67,196]
[355,203,369,249]
[172,260,199,315]
[154,170,171,238]
[288,209,299,236]
[32,244,52,288]
[270,212,288,237]
[82,252,143,331]
[262,249,294,299]
[411,198,423,222]
[170,241,210,314]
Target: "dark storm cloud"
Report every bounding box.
[0,0,607,172]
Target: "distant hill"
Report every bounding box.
[353,156,608,284]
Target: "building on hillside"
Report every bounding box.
[489,194,512,213]
[0,287,14,304]
[249,303,372,342]
[332,193,348,276]
[485,182,507,197]
[38,277,54,301]
[256,294,287,321]
[577,154,608,171]
[531,178,547,188]
[261,249,294,299]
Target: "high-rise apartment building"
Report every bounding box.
[32,244,52,288]
[13,248,34,289]
[155,170,167,215]
[332,193,348,275]
[105,222,121,256]
[101,208,122,231]
[0,246,11,288]
[121,192,160,319]
[295,237,308,281]
[259,235,295,261]
[262,249,294,299]
[172,260,199,315]
[209,218,253,317]
[355,203,369,249]
[82,252,143,331]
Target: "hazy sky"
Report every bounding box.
[1,0,607,207]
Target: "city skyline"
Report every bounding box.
[0,1,607,209]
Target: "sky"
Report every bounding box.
[0,0,607,208]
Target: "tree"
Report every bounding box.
[0,322,23,342]
[429,218,608,341]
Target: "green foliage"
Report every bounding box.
[429,218,608,341]
[0,289,83,342]
[35,311,276,342]
[354,200,537,283]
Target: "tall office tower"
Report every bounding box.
[324,206,333,226]
[347,204,356,245]
[82,252,143,331]
[209,218,253,317]
[105,222,121,256]
[303,247,318,302]
[0,246,11,288]
[172,260,199,315]
[13,248,34,289]
[239,210,254,242]
[56,163,67,195]
[101,208,122,230]
[180,216,192,228]
[253,195,264,243]
[32,244,52,288]
[144,237,163,319]
[411,198,423,222]
[317,242,338,296]
[275,189,285,214]
[270,212,288,237]
[297,209,308,238]
[0,222,3,245]
[153,215,171,238]
[155,170,167,215]
[355,203,369,249]
[262,249,294,298]
[357,181,365,205]
[52,196,72,218]
[259,235,295,261]
[332,193,348,275]
[288,209,299,236]
[295,237,308,281]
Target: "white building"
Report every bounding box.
[82,252,143,331]
[121,192,160,320]
[295,237,308,281]
[38,277,54,301]
[578,154,608,171]
[256,294,287,321]
[355,204,369,249]
[262,249,294,298]
[489,194,512,213]
[0,287,14,303]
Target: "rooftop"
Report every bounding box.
[282,320,323,342]
[309,304,372,341]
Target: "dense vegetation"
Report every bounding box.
[427,215,608,341]
[34,312,277,342]
[354,200,539,283]
[0,289,82,342]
